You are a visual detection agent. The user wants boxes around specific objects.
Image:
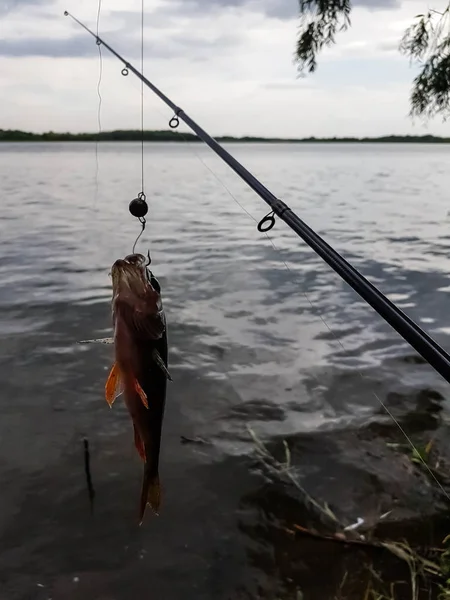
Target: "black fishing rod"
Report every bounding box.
[65,11,450,385]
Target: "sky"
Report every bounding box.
[1,0,450,137]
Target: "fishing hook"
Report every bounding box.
[132,216,146,254]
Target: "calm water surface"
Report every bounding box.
[1,142,450,599]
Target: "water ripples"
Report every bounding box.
[1,141,450,433]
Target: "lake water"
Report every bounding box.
[1,142,450,599]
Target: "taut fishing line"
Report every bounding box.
[175,132,450,504]
[94,0,103,213]
[92,0,149,253]
[64,11,450,504]
[81,0,103,515]
[130,0,148,255]
[139,0,145,196]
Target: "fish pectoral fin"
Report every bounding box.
[152,349,172,381]
[105,362,124,407]
[133,425,146,461]
[134,379,148,409]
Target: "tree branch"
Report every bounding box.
[294,0,352,74]
[294,0,450,119]
[399,6,450,119]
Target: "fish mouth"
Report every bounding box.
[111,253,150,297]
[113,253,146,269]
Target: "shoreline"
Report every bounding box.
[1,129,450,144]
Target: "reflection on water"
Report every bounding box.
[1,142,450,599]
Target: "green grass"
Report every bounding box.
[247,427,450,600]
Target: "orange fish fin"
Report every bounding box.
[134,379,148,409]
[105,362,123,407]
[133,425,146,461]
[139,472,161,525]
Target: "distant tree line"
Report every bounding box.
[0,129,198,142]
[0,129,449,143]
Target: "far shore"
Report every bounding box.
[1,129,449,144]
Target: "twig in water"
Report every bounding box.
[83,437,95,513]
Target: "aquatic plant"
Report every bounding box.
[247,427,450,599]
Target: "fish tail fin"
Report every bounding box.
[139,469,161,525]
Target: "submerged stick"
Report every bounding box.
[83,437,95,514]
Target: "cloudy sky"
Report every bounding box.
[2,0,450,137]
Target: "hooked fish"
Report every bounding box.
[104,253,171,524]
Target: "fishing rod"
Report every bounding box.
[65,11,450,386]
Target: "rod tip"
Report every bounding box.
[64,10,69,16]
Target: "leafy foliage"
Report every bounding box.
[295,0,351,74]
[294,1,450,119]
[399,7,450,119]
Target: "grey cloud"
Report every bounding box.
[0,0,399,60]
[261,80,314,90]
[161,0,401,20]
[162,0,297,20]
[0,34,104,58]
[1,0,402,22]
[353,0,401,9]
[2,0,51,6]
[105,9,180,31]
[263,1,297,20]
[1,0,55,15]
[0,29,242,59]
[376,39,401,52]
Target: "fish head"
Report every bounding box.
[111,253,166,340]
[111,253,155,300]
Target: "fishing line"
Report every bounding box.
[79,0,104,516]
[140,0,145,195]
[94,0,103,213]
[178,133,450,504]
[130,0,148,255]
[64,12,450,502]
[132,213,146,254]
